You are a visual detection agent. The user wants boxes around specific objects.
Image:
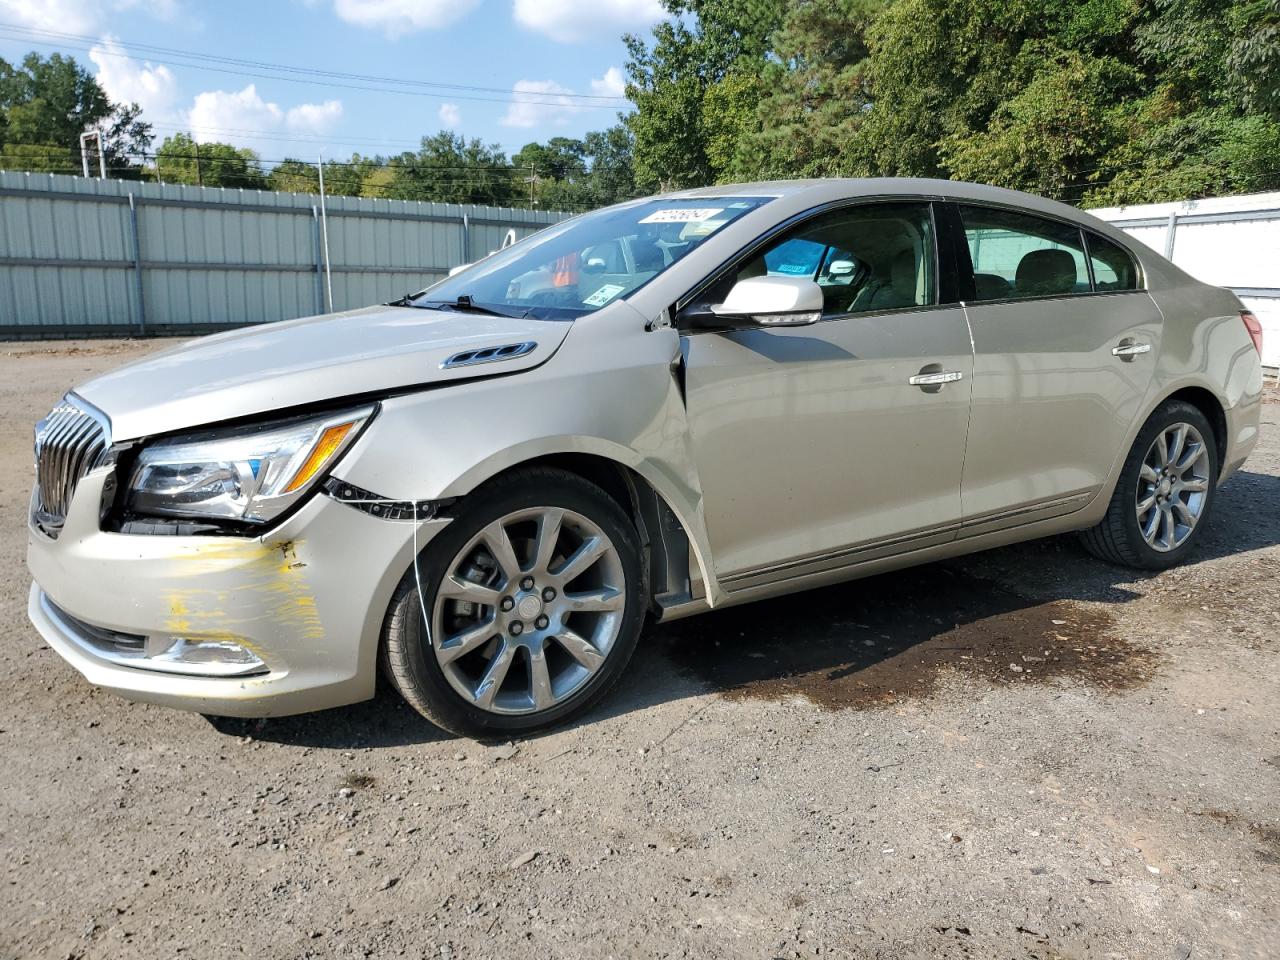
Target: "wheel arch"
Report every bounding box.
[1160,385,1228,468]
[1085,377,1232,531]
[446,445,712,613]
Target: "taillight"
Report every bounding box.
[1241,311,1263,354]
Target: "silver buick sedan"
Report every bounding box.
[27,179,1264,736]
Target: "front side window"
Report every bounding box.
[1086,232,1139,290]
[407,197,771,320]
[960,206,1089,302]
[730,202,937,317]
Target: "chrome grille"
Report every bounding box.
[33,395,110,537]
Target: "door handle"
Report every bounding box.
[908,369,964,387]
[1112,339,1151,360]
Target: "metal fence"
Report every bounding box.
[0,171,569,338]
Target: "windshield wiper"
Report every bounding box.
[412,294,527,319]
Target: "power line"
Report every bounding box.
[0,22,630,107]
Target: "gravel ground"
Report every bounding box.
[2,339,1278,960]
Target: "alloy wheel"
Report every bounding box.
[1136,422,1211,552]
[430,506,627,715]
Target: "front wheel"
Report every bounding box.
[381,467,646,738]
[1081,399,1218,570]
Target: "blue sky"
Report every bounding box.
[0,0,663,162]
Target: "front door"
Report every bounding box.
[680,201,974,588]
[952,203,1161,534]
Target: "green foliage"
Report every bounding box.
[938,47,1142,199]
[0,141,78,174]
[511,127,637,209]
[0,52,151,176]
[156,133,266,189]
[624,0,788,190]
[581,125,638,205]
[382,132,515,205]
[743,0,884,179]
[622,0,1280,204]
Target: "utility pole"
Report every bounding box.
[194,143,204,187]
[318,152,334,312]
[525,163,538,207]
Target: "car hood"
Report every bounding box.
[75,305,570,441]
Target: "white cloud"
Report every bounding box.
[89,36,180,120]
[0,0,181,32]
[589,66,626,99]
[286,99,344,134]
[438,102,461,127]
[331,0,480,34]
[0,0,102,32]
[500,79,580,129]
[512,0,664,43]
[113,0,180,19]
[188,85,284,142]
[184,85,343,157]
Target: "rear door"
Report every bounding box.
[680,200,974,588]
[948,202,1161,536]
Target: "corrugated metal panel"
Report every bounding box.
[0,172,569,336]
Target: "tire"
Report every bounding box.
[382,467,646,738]
[1080,399,1219,570]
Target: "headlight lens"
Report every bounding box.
[128,405,375,524]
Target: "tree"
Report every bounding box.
[268,158,320,194]
[156,132,266,189]
[938,46,1141,199]
[623,0,787,191]
[0,141,78,173]
[383,132,515,205]
[582,124,637,205]
[0,52,151,176]
[745,0,883,180]
[268,155,375,196]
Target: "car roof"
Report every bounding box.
[664,177,1108,231]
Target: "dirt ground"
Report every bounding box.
[2,339,1278,960]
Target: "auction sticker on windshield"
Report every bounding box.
[583,283,627,307]
[638,208,724,224]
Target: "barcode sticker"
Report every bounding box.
[583,283,626,307]
[638,208,725,224]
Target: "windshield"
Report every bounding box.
[406,196,772,320]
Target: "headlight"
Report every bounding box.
[127,405,375,524]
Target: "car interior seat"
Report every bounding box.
[1014,248,1077,297]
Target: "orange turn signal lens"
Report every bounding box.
[283,422,356,493]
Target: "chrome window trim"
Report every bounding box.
[959,288,1152,309]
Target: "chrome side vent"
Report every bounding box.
[33,395,111,538]
[441,341,537,370]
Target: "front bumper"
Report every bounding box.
[26,467,449,718]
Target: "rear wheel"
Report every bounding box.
[1081,399,1218,570]
[382,468,645,737]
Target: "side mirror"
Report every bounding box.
[710,276,823,327]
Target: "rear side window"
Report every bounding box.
[1085,232,1139,290]
[959,206,1089,302]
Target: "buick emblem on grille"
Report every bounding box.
[33,395,112,539]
